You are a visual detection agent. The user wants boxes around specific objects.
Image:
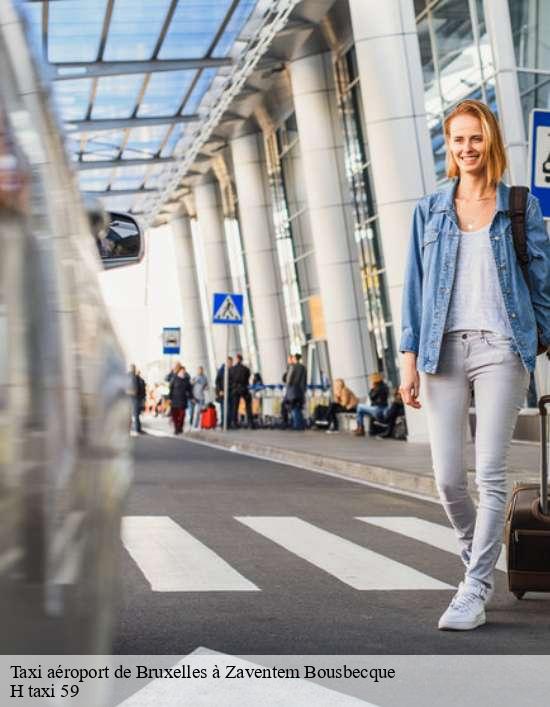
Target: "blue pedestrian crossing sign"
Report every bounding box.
[162,327,181,354]
[212,292,244,325]
[529,109,550,219]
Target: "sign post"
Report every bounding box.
[212,293,244,432]
[528,110,550,408]
[162,328,181,378]
[162,327,181,355]
[529,109,550,219]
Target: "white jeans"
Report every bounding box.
[422,330,529,588]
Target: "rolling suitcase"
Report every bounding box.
[201,404,217,429]
[505,395,550,599]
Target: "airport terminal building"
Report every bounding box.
[21,0,550,439]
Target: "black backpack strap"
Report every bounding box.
[509,186,530,275]
[509,186,548,356]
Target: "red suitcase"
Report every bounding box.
[201,405,217,429]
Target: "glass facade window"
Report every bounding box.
[334,48,398,387]
[138,71,197,118]
[509,0,550,130]
[276,115,318,339]
[19,0,264,216]
[214,165,260,374]
[212,0,257,58]
[91,75,145,120]
[103,0,173,61]
[510,0,550,70]
[48,0,108,62]
[416,0,496,181]
[190,219,217,379]
[224,217,259,374]
[264,121,308,354]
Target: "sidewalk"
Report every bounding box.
[146,417,545,501]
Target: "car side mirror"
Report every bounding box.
[98,211,144,269]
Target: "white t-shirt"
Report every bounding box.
[444,224,513,336]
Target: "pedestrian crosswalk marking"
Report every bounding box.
[357,517,507,572]
[235,516,454,590]
[116,650,375,706]
[121,517,259,592]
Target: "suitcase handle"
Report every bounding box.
[538,395,550,416]
[539,396,550,515]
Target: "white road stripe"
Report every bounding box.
[122,517,258,592]
[357,517,507,572]
[235,517,454,590]
[117,650,375,706]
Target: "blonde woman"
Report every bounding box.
[400,100,550,630]
[325,378,358,433]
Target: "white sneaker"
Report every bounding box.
[325,429,340,434]
[438,581,487,631]
[464,574,495,604]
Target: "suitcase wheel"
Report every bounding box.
[513,591,525,600]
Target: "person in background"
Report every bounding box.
[190,366,208,429]
[286,353,307,430]
[281,354,294,429]
[325,378,359,434]
[251,372,264,424]
[231,354,254,429]
[354,372,389,437]
[375,387,405,439]
[252,372,264,388]
[157,380,170,416]
[129,364,146,434]
[165,361,180,386]
[319,369,330,391]
[145,384,156,415]
[154,383,164,417]
[169,363,192,435]
[215,356,234,429]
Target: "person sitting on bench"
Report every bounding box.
[372,388,405,438]
[354,372,389,437]
[326,378,358,433]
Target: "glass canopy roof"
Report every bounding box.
[20,0,259,215]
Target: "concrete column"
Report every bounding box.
[289,52,372,397]
[230,134,288,384]
[171,216,209,376]
[483,0,527,184]
[484,0,549,401]
[194,181,239,366]
[349,0,437,442]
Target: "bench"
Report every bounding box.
[335,411,407,440]
[335,412,358,432]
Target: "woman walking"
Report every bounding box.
[400,100,550,630]
[169,364,192,435]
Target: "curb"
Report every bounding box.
[183,430,442,500]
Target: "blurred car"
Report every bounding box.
[0,1,141,653]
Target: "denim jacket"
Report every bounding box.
[400,180,550,374]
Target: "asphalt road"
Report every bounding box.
[113,432,550,655]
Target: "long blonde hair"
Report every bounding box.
[443,99,507,188]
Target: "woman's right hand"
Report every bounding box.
[400,353,421,409]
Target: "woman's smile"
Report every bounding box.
[460,153,480,165]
